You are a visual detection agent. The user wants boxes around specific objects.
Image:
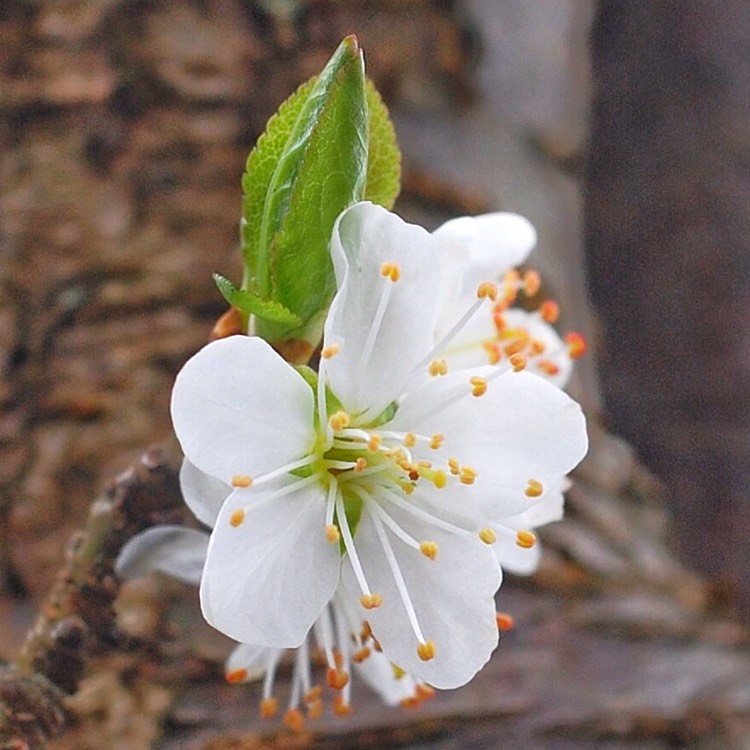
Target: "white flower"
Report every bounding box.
[433,212,583,388]
[170,201,587,690]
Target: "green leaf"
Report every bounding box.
[363,80,401,209]
[213,273,301,325]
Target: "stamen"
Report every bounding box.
[321,343,341,359]
[367,434,383,452]
[359,593,383,609]
[479,528,496,544]
[510,353,526,371]
[326,668,349,690]
[470,376,488,397]
[416,683,436,700]
[403,432,417,448]
[379,485,472,536]
[448,457,460,475]
[476,281,499,301]
[307,699,324,719]
[525,479,544,498]
[329,410,350,431]
[380,261,402,282]
[352,646,371,663]
[460,466,477,485]
[335,493,377,601]
[537,360,560,376]
[539,299,560,323]
[565,331,587,358]
[304,686,323,704]
[483,341,502,364]
[229,509,245,527]
[225,668,247,684]
[333,694,352,717]
[354,457,368,473]
[516,530,537,549]
[523,269,541,296]
[231,474,253,488]
[496,612,515,631]
[428,358,448,376]
[419,541,438,560]
[259,697,278,719]
[433,469,447,489]
[417,640,436,661]
[325,524,340,543]
[283,708,305,732]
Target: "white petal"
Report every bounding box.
[171,336,316,484]
[115,526,209,585]
[392,368,587,517]
[225,643,279,682]
[200,481,340,648]
[354,649,419,706]
[324,202,440,418]
[180,458,230,527]
[434,212,537,300]
[493,525,542,575]
[341,502,501,689]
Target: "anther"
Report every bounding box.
[483,341,502,364]
[523,269,541,296]
[432,470,447,489]
[537,360,560,376]
[391,664,406,679]
[476,281,499,301]
[509,353,527,372]
[459,466,477,485]
[416,684,436,700]
[470,376,488,397]
[400,696,421,709]
[448,457,460,476]
[479,528,496,545]
[429,433,444,449]
[333,695,352,717]
[525,479,544,498]
[496,612,516,631]
[403,433,417,448]
[516,530,537,549]
[326,668,349,690]
[325,524,340,543]
[354,457,368,473]
[367,434,383,452]
[229,509,245,527]
[360,593,383,610]
[417,640,436,661]
[304,686,323,703]
[565,331,587,359]
[329,410,350,431]
[283,708,305,732]
[225,668,248,684]
[380,261,401,282]
[307,699,324,719]
[539,299,560,323]
[361,621,373,641]
[419,541,439,560]
[427,358,448,376]
[259,697,279,719]
[231,474,253,488]
[493,309,506,331]
[321,343,341,359]
[352,646,371,663]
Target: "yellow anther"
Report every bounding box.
[391,664,406,679]
[329,410,350,430]
[496,612,516,631]
[483,341,502,364]
[283,708,305,732]
[367,434,383,452]
[429,433,444,449]
[539,299,560,323]
[326,667,349,690]
[476,281,499,301]
[325,524,340,543]
[479,527,496,544]
[525,479,544,498]
[417,460,432,468]
[360,593,383,610]
[354,457,368,473]
[516,530,537,549]
[523,269,541,296]
[231,474,253,488]
[259,696,279,719]
[530,338,546,356]
[432,469,447,489]
[229,509,245,527]
[401,482,415,495]
[459,466,477,485]
[427,358,448,376]
[448,457,460,476]
[565,331,587,359]
[417,640,436,661]
[380,261,401,282]
[419,541,439,560]
[332,694,352,717]
[403,432,417,448]
[510,353,527,372]
[225,668,248,684]
[352,646,371,663]
[470,376,488,397]
[306,699,324,719]
[321,342,341,359]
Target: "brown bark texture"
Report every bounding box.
[0,1,748,749]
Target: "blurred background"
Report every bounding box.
[1,1,749,748]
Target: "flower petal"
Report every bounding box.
[115,526,209,585]
[392,368,587,517]
[225,643,280,682]
[324,202,440,418]
[434,212,537,300]
[200,480,340,648]
[180,458,230,527]
[341,501,501,689]
[354,649,419,706]
[171,336,316,484]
